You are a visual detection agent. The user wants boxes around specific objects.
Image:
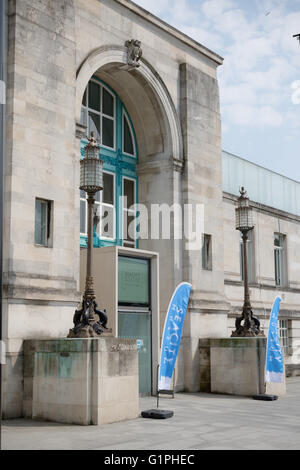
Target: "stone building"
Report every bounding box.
[223,151,300,377]
[1,0,299,418]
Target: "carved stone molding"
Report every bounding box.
[125,39,143,68]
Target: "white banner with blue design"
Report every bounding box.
[158,282,192,391]
[265,296,284,383]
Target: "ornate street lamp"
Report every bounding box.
[68,132,108,338]
[231,187,264,337]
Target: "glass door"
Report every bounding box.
[118,256,152,395]
[118,310,152,395]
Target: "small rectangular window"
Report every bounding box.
[274,233,287,287]
[202,234,212,270]
[279,319,289,356]
[35,198,52,247]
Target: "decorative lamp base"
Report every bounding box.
[68,323,112,339]
[231,308,265,338]
[67,298,111,338]
[231,327,265,338]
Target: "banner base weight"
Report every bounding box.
[141,409,174,419]
[253,394,278,401]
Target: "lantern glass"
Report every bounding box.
[235,186,254,231]
[80,157,103,192]
[86,146,97,159]
[235,205,253,231]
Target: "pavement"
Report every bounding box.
[2,378,300,450]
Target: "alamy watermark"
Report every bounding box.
[98,198,205,251]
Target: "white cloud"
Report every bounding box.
[201,0,234,18]
[291,80,300,104]
[134,0,299,140]
[212,8,258,44]
[134,0,199,25]
[220,83,257,106]
[170,0,200,24]
[181,25,223,50]
[223,104,283,128]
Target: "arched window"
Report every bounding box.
[80,77,138,248]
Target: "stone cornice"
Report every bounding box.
[224,278,300,294]
[223,191,300,223]
[228,308,300,319]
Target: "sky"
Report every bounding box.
[134,0,300,181]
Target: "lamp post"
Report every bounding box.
[68,132,108,338]
[231,187,264,337]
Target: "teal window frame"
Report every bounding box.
[202,234,212,270]
[80,77,138,249]
[35,198,52,247]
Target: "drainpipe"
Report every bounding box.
[0,0,8,442]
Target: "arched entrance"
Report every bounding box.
[76,46,183,394]
[75,45,183,165]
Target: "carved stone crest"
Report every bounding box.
[125,39,143,68]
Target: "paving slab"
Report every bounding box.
[2,378,300,450]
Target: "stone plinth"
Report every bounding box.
[199,338,286,397]
[24,337,139,425]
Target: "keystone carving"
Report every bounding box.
[125,39,143,68]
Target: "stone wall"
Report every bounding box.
[200,337,286,397]
[23,337,139,425]
[3,0,80,417]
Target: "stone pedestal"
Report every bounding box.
[199,338,286,397]
[24,337,139,425]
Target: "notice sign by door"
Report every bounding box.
[118,256,149,306]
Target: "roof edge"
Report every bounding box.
[113,0,224,66]
[222,150,300,185]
